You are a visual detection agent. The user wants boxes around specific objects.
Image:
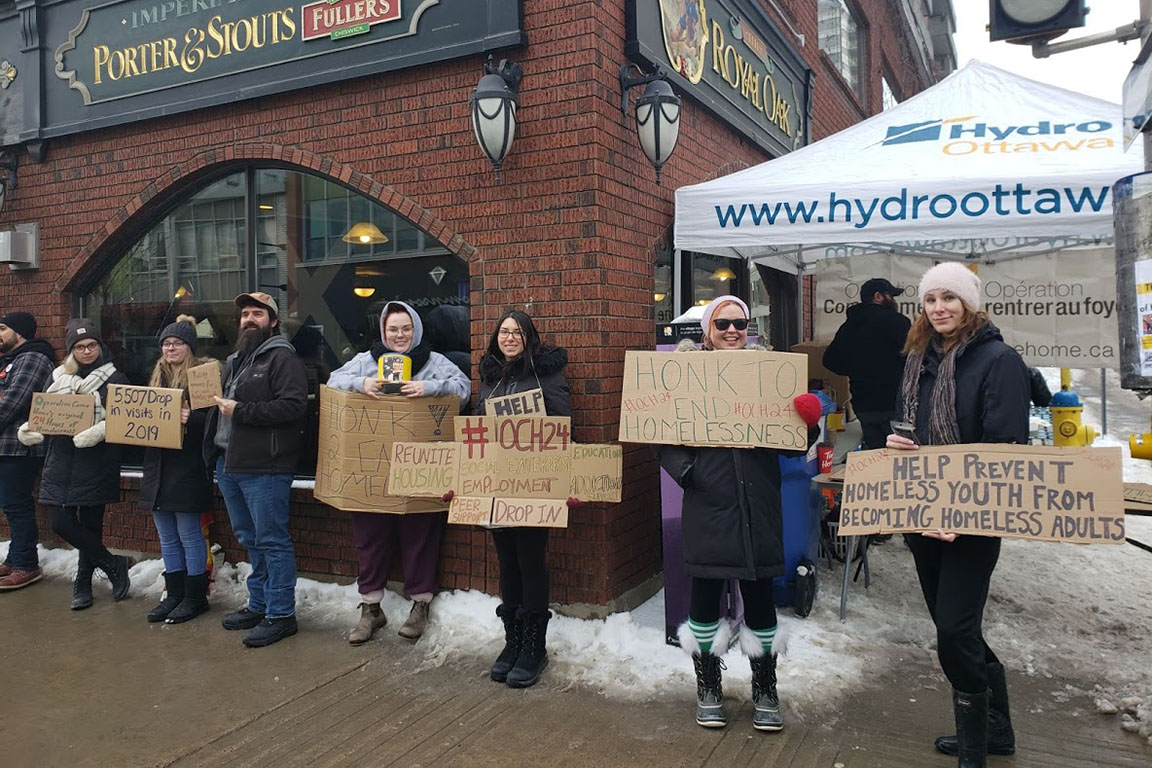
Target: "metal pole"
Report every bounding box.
[1144,0,1152,173]
[1101,368,1109,436]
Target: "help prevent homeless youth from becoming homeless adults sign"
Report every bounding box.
[838,445,1125,543]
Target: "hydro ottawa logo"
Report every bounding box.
[876,116,1115,156]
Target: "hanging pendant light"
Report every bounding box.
[342,222,389,245]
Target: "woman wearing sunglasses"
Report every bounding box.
[659,295,822,732]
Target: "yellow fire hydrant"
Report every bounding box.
[1050,368,1096,447]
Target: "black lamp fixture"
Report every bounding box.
[0,150,17,214]
[619,64,681,183]
[471,55,523,180]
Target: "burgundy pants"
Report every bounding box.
[350,511,445,597]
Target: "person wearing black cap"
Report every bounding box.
[203,292,308,648]
[823,277,912,450]
[17,319,132,608]
[0,312,56,591]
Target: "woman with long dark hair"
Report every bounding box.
[475,309,571,688]
[887,263,1030,768]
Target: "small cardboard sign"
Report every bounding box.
[28,393,96,436]
[1124,482,1152,511]
[105,384,184,449]
[838,445,1125,544]
[570,444,624,502]
[618,350,809,450]
[187,360,223,410]
[484,388,546,417]
[447,497,570,528]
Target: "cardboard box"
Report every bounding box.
[313,386,457,513]
[790,341,852,412]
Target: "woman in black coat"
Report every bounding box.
[475,310,571,689]
[139,315,214,625]
[18,319,131,610]
[887,263,1030,768]
[658,296,821,733]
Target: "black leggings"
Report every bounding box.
[490,527,549,611]
[51,505,112,563]
[689,576,777,630]
[905,533,1002,693]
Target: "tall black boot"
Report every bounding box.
[935,663,1015,756]
[506,609,550,688]
[691,652,727,728]
[98,553,133,601]
[953,688,990,768]
[148,571,186,623]
[166,572,210,624]
[750,654,783,731]
[490,604,522,683]
[71,552,94,611]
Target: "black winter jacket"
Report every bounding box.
[476,346,572,417]
[823,302,911,412]
[896,322,1030,446]
[203,336,308,476]
[39,361,130,507]
[139,398,211,514]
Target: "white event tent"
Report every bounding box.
[674,61,1143,270]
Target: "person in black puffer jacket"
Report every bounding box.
[18,319,132,609]
[475,310,571,690]
[139,315,214,625]
[887,263,1029,768]
[658,295,822,734]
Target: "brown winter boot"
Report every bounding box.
[349,602,387,646]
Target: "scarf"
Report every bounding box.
[371,338,431,375]
[899,336,971,446]
[46,359,117,422]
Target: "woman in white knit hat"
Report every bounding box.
[886,262,1030,768]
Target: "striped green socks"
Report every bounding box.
[751,625,777,656]
[688,619,720,653]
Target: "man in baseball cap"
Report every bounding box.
[823,277,911,450]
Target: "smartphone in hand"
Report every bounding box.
[889,420,919,444]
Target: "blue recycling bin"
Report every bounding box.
[773,452,822,606]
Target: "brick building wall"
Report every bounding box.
[0,0,944,610]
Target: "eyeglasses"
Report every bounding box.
[73,342,100,353]
[497,329,523,339]
[161,341,187,349]
[713,318,749,331]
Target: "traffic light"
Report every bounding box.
[989,0,1088,44]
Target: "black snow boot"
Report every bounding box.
[147,571,186,622]
[692,652,727,728]
[98,553,133,601]
[750,654,783,731]
[71,552,95,611]
[166,572,210,624]
[935,662,1015,756]
[952,688,990,768]
[490,603,522,683]
[506,609,550,688]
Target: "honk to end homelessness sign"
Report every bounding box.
[618,350,809,450]
[838,444,1125,543]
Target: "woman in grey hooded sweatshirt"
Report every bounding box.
[327,301,470,644]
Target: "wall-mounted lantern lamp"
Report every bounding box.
[619,64,681,183]
[0,150,18,214]
[471,56,523,180]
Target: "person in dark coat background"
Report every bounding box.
[823,277,911,449]
[18,319,132,609]
[887,262,1029,768]
[659,295,822,733]
[473,309,572,689]
[139,315,214,625]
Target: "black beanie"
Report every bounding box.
[65,318,103,353]
[159,314,199,349]
[0,311,36,340]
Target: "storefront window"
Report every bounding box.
[82,166,469,474]
[687,253,745,310]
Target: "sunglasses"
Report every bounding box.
[713,318,749,331]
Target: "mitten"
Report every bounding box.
[17,422,44,446]
[566,497,585,509]
[73,421,107,449]
[793,393,823,428]
[441,490,455,503]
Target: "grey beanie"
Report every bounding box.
[159,314,199,349]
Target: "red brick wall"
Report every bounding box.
[0,0,942,608]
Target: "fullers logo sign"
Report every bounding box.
[302,0,401,41]
[879,116,1116,156]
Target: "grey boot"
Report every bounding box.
[71,552,95,611]
[691,652,727,728]
[935,663,1015,756]
[953,688,990,768]
[750,654,783,731]
[348,602,387,646]
[398,600,430,640]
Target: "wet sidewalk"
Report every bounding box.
[3,579,1149,768]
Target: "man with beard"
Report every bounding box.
[823,278,911,450]
[0,312,56,590]
[204,293,307,647]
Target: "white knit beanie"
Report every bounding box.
[700,295,750,335]
[918,262,981,311]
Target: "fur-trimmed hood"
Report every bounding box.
[479,345,568,385]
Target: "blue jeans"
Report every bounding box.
[152,510,208,576]
[216,458,296,618]
[0,455,43,570]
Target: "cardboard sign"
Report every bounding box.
[838,445,1125,544]
[484,388,546,417]
[618,350,809,450]
[447,497,570,528]
[1124,482,1152,511]
[570,444,624,503]
[187,360,223,410]
[313,386,457,514]
[454,415,573,498]
[28,393,96,436]
[105,384,184,449]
